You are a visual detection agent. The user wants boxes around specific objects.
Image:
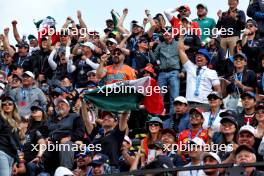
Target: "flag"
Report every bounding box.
[84,76,164,115]
[34,16,59,45]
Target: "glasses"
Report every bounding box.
[190,114,201,119]
[246,24,254,28]
[60,35,68,38]
[148,123,160,127]
[222,122,234,127]
[106,41,114,46]
[256,109,264,114]
[113,52,121,56]
[2,101,14,106]
[140,40,148,44]
[234,58,245,61]
[12,79,20,83]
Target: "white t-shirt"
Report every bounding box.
[183,61,220,104]
[202,109,225,134]
[178,162,205,176]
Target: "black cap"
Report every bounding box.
[15,42,29,48]
[148,141,164,150]
[161,128,176,139]
[235,145,255,155]
[219,110,238,118]
[241,91,256,100]
[207,91,222,99]
[220,116,238,128]
[101,111,118,121]
[256,102,264,111]
[246,19,258,28]
[90,153,109,166]
[1,95,15,102]
[30,105,44,113]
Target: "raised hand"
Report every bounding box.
[123,8,128,15]
[77,10,82,19]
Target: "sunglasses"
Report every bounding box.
[2,101,14,106]
[190,114,201,119]
[113,52,121,56]
[106,41,114,46]
[60,35,68,37]
[234,58,245,61]
[148,123,160,127]
[208,96,219,101]
[246,24,254,28]
[256,109,264,114]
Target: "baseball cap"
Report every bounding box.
[54,166,73,176]
[246,19,258,28]
[101,111,118,121]
[239,125,255,137]
[107,38,118,45]
[1,95,15,102]
[146,117,163,127]
[177,5,191,12]
[197,48,211,61]
[233,53,248,61]
[80,42,95,51]
[220,115,238,128]
[220,110,238,118]
[241,91,256,100]
[173,96,188,105]
[189,137,205,146]
[12,74,22,82]
[235,145,255,156]
[201,152,221,164]
[143,65,156,77]
[31,105,44,113]
[54,97,70,107]
[22,71,35,79]
[189,108,204,117]
[90,153,110,166]
[28,34,37,41]
[148,140,164,150]
[207,91,222,99]
[256,102,264,111]
[196,4,208,11]
[161,128,176,139]
[15,42,29,48]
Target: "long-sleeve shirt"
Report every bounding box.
[216,9,246,37]
[48,46,70,70]
[10,86,47,117]
[151,39,181,70]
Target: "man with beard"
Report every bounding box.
[73,150,93,176]
[96,48,136,84]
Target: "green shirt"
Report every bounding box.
[193,17,216,43]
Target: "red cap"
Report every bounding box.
[144,65,156,77]
[189,107,204,117]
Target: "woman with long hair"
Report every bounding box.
[140,117,163,167]
[0,96,21,176]
[23,105,48,176]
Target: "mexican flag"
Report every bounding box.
[34,16,60,45]
[84,76,164,115]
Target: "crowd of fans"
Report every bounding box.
[1,0,264,175]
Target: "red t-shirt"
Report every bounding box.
[170,17,201,37]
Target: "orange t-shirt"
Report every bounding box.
[104,64,136,84]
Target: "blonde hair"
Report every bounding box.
[0,102,21,133]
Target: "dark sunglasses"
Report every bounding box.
[256,109,264,114]
[246,24,254,28]
[113,52,121,56]
[190,114,201,119]
[148,122,160,127]
[60,35,68,37]
[234,58,245,61]
[106,41,114,46]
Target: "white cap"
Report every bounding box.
[124,135,132,146]
[173,96,188,104]
[107,38,118,45]
[190,137,205,146]
[54,166,73,176]
[239,125,255,137]
[54,97,70,107]
[23,71,35,79]
[80,42,95,51]
[0,83,5,90]
[201,152,221,164]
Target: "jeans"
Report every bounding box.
[27,162,44,176]
[0,150,14,176]
[158,70,180,114]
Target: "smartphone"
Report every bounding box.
[147,149,156,163]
